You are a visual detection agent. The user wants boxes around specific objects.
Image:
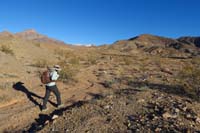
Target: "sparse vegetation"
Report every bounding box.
[101,80,115,88]
[32,59,49,68]
[54,49,75,59]
[0,45,14,55]
[0,82,18,105]
[69,56,80,65]
[59,66,78,83]
[85,55,97,65]
[176,63,200,100]
[57,56,80,83]
[34,43,41,47]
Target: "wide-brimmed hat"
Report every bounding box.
[53,65,61,71]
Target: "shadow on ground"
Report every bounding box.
[13,82,57,110]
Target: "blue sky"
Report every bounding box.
[0,0,200,45]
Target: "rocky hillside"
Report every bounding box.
[109,34,200,57]
[178,36,200,47]
[15,29,67,45]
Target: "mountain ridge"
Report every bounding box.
[1,30,199,47]
[0,29,67,46]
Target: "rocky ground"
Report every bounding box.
[27,85,200,132]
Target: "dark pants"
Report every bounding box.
[42,85,61,109]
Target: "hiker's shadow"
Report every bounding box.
[13,82,43,109]
[13,82,57,110]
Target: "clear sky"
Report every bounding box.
[0,0,200,45]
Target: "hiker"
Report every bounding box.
[41,65,63,111]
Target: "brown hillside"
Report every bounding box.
[15,29,67,46]
[178,36,200,47]
[109,34,200,57]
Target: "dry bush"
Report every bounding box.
[32,59,49,68]
[0,45,14,55]
[69,56,80,65]
[34,43,41,47]
[57,58,80,83]
[59,66,78,83]
[57,56,80,67]
[54,49,74,59]
[85,55,97,65]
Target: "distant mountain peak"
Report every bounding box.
[16,29,38,36]
[14,29,67,45]
[128,34,160,41]
[0,30,14,37]
[15,29,42,40]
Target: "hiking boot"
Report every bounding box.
[57,104,64,108]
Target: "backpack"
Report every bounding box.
[41,70,51,84]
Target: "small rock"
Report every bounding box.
[155,128,162,132]
[103,71,107,74]
[137,99,145,103]
[44,120,49,125]
[186,114,192,119]
[153,116,159,120]
[107,95,114,99]
[127,121,132,127]
[104,105,111,109]
[183,107,187,111]
[52,115,59,120]
[196,117,200,123]
[163,112,177,119]
[175,108,180,113]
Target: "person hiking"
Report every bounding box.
[41,65,63,111]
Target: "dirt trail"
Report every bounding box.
[0,64,106,132]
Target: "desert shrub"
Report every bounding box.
[34,43,41,47]
[0,45,14,55]
[69,57,80,65]
[102,80,114,88]
[101,78,120,88]
[86,55,99,65]
[57,56,80,68]
[57,58,79,83]
[33,59,49,68]
[176,64,200,100]
[191,57,200,66]
[59,66,78,83]
[54,49,75,59]
[54,49,65,56]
